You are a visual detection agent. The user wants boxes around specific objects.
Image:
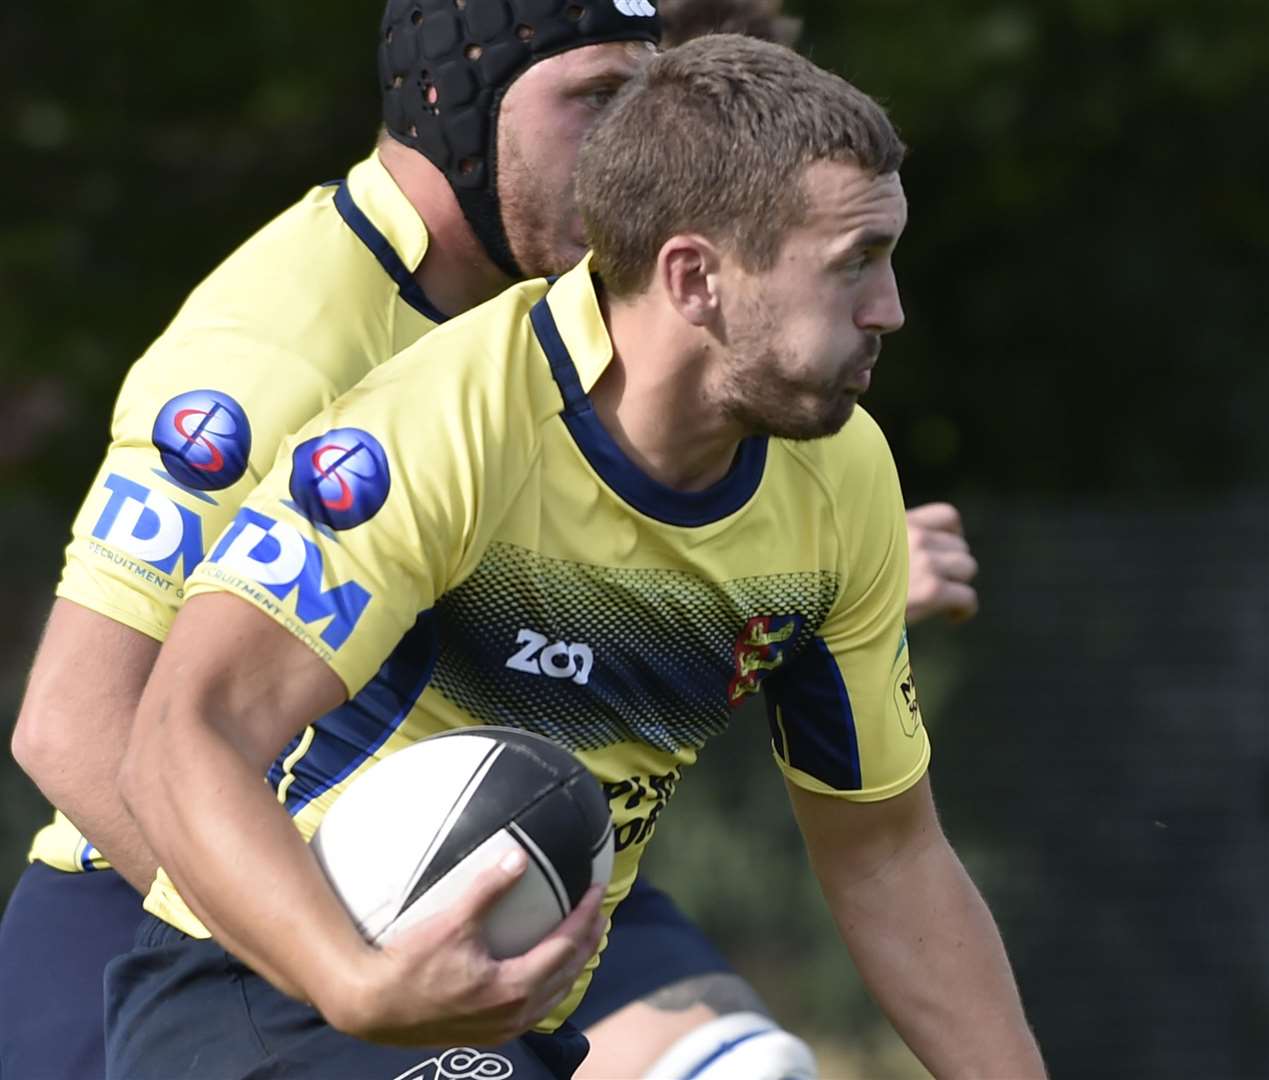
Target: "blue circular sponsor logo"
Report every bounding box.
[152,390,252,491]
[289,427,391,531]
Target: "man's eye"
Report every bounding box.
[845,248,890,276]
[583,87,617,110]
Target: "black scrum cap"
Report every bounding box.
[379,0,661,278]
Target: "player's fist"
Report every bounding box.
[905,502,979,625]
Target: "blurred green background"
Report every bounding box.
[2,2,1266,1076]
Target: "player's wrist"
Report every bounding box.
[312,944,390,1038]
[315,935,462,1045]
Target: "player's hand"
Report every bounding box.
[905,502,979,625]
[330,848,606,1047]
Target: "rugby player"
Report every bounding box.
[112,33,1044,1080]
[0,5,733,1079]
[579,7,979,1076]
[3,4,976,1079]
[2,3,815,1077]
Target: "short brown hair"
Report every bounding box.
[576,34,906,297]
[659,0,802,48]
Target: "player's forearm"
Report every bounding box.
[120,700,375,1019]
[11,600,161,891]
[36,775,157,893]
[833,838,1045,1078]
[15,703,157,890]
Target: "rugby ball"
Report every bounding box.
[310,727,614,958]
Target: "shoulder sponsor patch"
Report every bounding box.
[289,427,391,531]
[91,473,205,581]
[152,389,252,491]
[207,507,372,652]
[891,630,922,737]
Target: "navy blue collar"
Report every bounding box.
[331,181,450,324]
[530,291,768,528]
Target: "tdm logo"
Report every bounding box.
[91,473,205,576]
[209,507,371,650]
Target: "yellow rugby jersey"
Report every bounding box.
[167,257,930,1027]
[33,150,445,872]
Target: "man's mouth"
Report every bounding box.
[843,368,872,395]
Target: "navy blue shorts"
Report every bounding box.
[0,861,144,1080]
[570,876,733,1030]
[1,865,733,1078]
[104,913,590,1080]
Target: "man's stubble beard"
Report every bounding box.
[715,300,858,442]
[497,128,577,280]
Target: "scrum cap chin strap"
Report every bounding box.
[379,0,661,278]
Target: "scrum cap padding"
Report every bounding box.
[379,0,661,278]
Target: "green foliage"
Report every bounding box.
[796,0,1269,499]
[1,4,381,503]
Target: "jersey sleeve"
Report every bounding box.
[183,339,524,697]
[55,334,340,642]
[764,414,930,801]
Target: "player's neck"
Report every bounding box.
[378,139,514,317]
[592,293,747,494]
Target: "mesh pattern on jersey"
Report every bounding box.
[428,541,838,753]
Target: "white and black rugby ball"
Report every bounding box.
[310,727,614,958]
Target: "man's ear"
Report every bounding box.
[655,234,724,328]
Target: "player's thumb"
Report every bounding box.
[457,846,529,925]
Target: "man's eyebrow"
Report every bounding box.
[570,47,649,82]
[564,66,634,95]
[825,229,900,264]
[574,68,630,84]
[845,229,900,252]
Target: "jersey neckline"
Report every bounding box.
[331,180,450,325]
[530,280,768,529]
